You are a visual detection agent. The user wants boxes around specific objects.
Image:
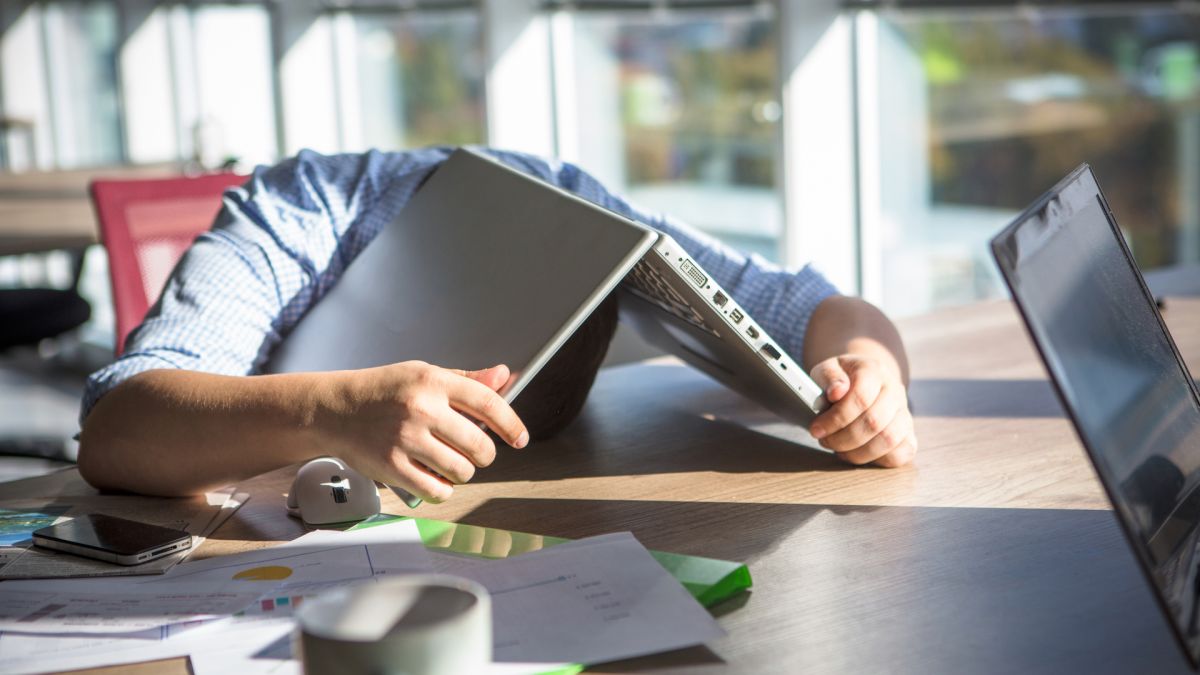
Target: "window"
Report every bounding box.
[865,7,1200,316]
[565,7,783,260]
[2,2,124,169]
[192,5,277,167]
[349,9,485,150]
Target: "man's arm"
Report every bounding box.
[79,363,528,498]
[77,149,535,498]
[802,295,916,467]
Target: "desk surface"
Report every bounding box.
[0,163,183,256]
[7,298,1199,674]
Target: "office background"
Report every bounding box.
[1,0,1198,345]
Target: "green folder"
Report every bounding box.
[351,514,752,673]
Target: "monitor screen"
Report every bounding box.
[992,166,1200,666]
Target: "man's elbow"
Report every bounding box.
[76,422,124,493]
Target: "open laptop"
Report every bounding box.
[991,164,1200,668]
[268,147,827,425]
[265,148,656,399]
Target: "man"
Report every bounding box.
[79,147,916,500]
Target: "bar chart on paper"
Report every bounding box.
[235,594,306,617]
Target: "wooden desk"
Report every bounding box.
[0,163,182,256]
[7,298,1199,673]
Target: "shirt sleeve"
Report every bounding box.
[79,149,436,423]
[508,155,841,363]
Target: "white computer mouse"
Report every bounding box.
[286,457,381,526]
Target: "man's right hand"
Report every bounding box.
[324,361,529,503]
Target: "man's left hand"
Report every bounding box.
[808,354,916,467]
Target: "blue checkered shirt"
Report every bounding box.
[82,147,839,421]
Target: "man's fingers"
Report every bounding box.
[445,375,529,449]
[836,412,914,466]
[873,438,917,468]
[430,411,498,468]
[809,358,851,402]
[406,433,477,485]
[810,366,883,440]
[818,384,904,452]
[454,364,511,392]
[394,455,455,503]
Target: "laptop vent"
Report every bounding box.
[680,259,707,288]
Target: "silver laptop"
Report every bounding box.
[265,149,656,399]
[992,164,1200,668]
[268,147,826,427]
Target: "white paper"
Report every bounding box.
[172,618,299,675]
[145,518,431,589]
[0,585,265,634]
[187,531,722,674]
[0,618,280,675]
[463,532,724,664]
[0,525,721,675]
[0,520,427,674]
[0,623,201,675]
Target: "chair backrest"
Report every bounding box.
[90,172,246,354]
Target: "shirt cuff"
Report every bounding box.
[79,353,191,426]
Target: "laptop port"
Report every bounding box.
[713,291,728,307]
[760,344,781,360]
[680,259,708,288]
[746,325,760,339]
[730,308,744,324]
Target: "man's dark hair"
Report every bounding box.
[512,293,619,441]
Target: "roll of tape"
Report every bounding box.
[295,574,491,675]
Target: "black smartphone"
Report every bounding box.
[32,513,192,566]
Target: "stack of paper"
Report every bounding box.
[0,519,726,675]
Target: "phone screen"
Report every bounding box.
[34,514,190,555]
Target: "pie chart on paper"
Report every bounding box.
[233,565,293,581]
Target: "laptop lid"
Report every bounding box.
[991,164,1200,668]
[265,148,658,402]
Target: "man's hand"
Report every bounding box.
[326,361,529,503]
[808,354,916,468]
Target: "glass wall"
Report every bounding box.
[35,2,122,168]
[870,7,1200,316]
[568,7,783,260]
[351,9,485,151]
[7,1,1200,320]
[192,5,277,167]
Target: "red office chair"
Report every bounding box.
[90,172,246,354]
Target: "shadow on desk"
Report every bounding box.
[488,365,1072,487]
[474,402,849,485]
[480,362,859,485]
[597,361,1069,422]
[909,378,1065,419]
[457,497,1191,674]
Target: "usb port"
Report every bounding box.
[713,291,728,307]
[730,308,744,324]
[746,325,760,339]
[760,344,781,360]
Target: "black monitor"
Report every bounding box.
[992,165,1200,668]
